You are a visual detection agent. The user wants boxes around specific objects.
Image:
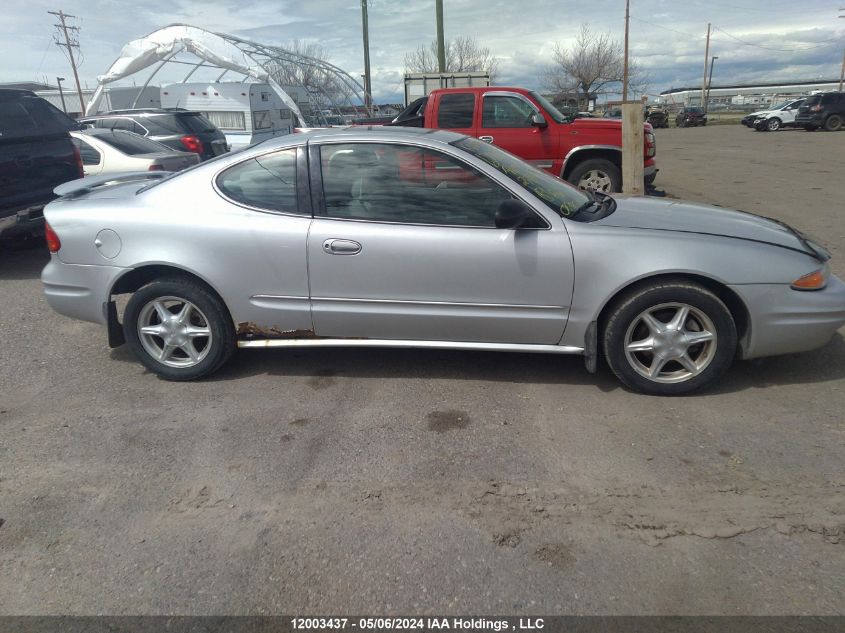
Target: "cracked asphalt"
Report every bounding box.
[0,125,843,615]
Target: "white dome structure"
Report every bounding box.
[87,24,370,125]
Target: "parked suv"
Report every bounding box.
[0,89,83,240]
[795,92,845,131]
[676,106,706,127]
[78,109,229,160]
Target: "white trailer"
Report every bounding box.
[160,82,297,149]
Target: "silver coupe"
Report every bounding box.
[41,127,845,395]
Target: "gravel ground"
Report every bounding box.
[0,124,843,615]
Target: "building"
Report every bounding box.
[658,79,841,109]
[35,86,161,119]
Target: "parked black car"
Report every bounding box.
[0,89,83,241]
[676,106,707,127]
[78,109,229,160]
[795,92,844,131]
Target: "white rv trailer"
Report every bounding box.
[160,82,299,149]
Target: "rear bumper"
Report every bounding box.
[731,275,845,360]
[0,204,47,238]
[41,257,128,325]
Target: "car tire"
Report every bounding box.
[123,278,236,381]
[567,159,622,193]
[766,118,781,131]
[602,280,737,396]
[824,114,842,131]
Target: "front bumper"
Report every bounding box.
[731,274,845,360]
[41,257,129,326]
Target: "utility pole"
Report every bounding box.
[56,77,67,113]
[621,0,643,196]
[360,0,372,113]
[839,9,844,92]
[622,0,630,102]
[706,55,718,113]
[436,0,446,73]
[701,22,711,110]
[360,0,372,114]
[48,10,85,114]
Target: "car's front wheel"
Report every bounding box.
[568,159,621,193]
[766,117,781,131]
[603,281,737,395]
[123,278,236,380]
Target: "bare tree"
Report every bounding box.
[404,36,499,79]
[542,24,648,108]
[270,39,357,115]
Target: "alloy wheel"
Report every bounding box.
[137,296,213,368]
[623,302,718,384]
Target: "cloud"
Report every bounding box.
[4,0,842,102]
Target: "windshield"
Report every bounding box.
[453,136,589,218]
[528,91,569,123]
[770,101,790,110]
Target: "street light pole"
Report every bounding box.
[56,76,67,114]
[706,55,718,114]
[839,9,844,92]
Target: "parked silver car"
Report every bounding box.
[41,127,845,395]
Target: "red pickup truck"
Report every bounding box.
[389,87,656,193]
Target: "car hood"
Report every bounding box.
[596,196,819,257]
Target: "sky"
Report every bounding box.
[4,0,844,103]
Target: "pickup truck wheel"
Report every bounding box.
[603,281,737,395]
[123,279,236,381]
[766,118,781,131]
[568,159,621,193]
[824,114,842,131]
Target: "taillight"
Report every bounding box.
[45,221,61,253]
[644,131,656,157]
[72,145,84,178]
[148,163,164,171]
[180,135,204,154]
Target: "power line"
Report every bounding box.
[711,25,838,52]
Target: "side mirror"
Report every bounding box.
[495,199,534,229]
[530,112,547,128]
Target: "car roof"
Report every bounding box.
[433,86,529,95]
[81,109,199,119]
[73,128,138,137]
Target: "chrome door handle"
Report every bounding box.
[479,135,494,143]
[322,239,362,255]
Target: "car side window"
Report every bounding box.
[216,149,299,214]
[437,93,475,129]
[72,138,101,165]
[319,142,545,228]
[482,96,535,128]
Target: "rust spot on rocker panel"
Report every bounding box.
[237,322,317,339]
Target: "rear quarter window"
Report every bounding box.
[216,149,299,214]
[437,93,475,129]
[0,95,78,139]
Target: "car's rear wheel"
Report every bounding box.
[603,281,737,395]
[123,278,235,380]
[824,114,842,131]
[766,118,781,131]
[568,159,621,193]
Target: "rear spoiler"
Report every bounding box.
[54,172,168,199]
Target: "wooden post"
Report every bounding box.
[621,102,644,196]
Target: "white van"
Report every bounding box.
[160,83,294,150]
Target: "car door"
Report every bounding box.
[306,141,573,345]
[477,92,559,171]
